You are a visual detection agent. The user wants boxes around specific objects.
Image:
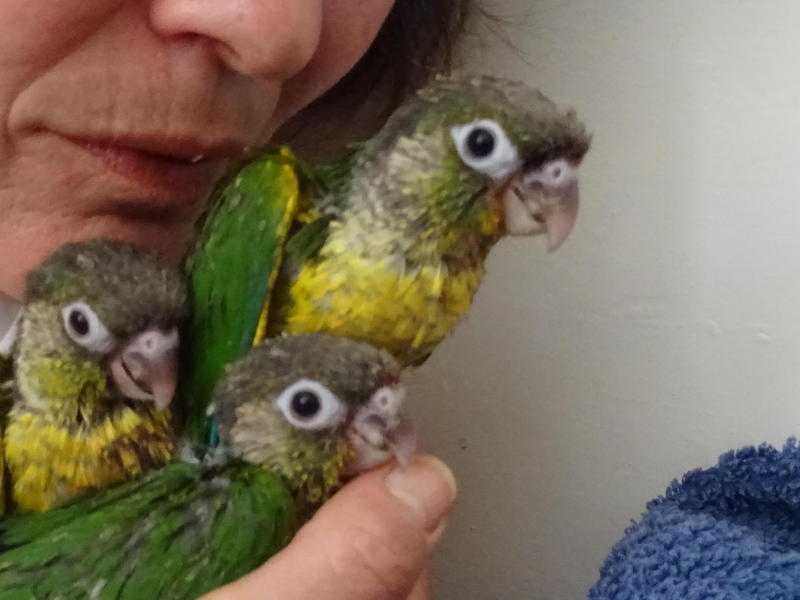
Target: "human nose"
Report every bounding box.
[150,0,324,80]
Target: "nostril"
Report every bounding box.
[364,414,388,431]
[372,387,400,411]
[149,0,323,80]
[533,213,546,224]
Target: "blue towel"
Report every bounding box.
[590,439,800,599]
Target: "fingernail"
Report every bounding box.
[386,455,457,532]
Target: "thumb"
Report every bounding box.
[204,455,457,600]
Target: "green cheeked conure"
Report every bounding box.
[3,240,186,512]
[0,334,413,599]
[184,75,591,443]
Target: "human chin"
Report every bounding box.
[0,206,197,300]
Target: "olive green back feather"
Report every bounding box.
[0,461,296,599]
[267,216,331,328]
[182,150,301,444]
[0,355,10,384]
[308,145,360,204]
[0,354,11,416]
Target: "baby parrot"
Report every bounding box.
[4,240,187,512]
[0,334,413,599]
[184,75,591,442]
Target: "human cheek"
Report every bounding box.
[272,0,396,125]
[0,1,124,154]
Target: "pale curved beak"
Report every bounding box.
[502,173,580,252]
[109,327,179,410]
[345,385,417,474]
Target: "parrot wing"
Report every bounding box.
[0,461,296,599]
[264,147,362,331]
[182,148,302,445]
[182,146,357,446]
[266,215,332,330]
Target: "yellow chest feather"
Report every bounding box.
[283,253,484,364]
[5,408,174,512]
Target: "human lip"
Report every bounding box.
[62,133,244,198]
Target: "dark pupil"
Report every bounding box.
[466,127,496,158]
[291,390,321,419]
[68,310,90,337]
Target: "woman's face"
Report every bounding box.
[0,0,393,297]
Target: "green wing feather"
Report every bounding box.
[182,146,359,445]
[182,149,301,445]
[0,461,296,599]
[265,148,362,331]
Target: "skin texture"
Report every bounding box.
[0,0,394,298]
[0,3,456,597]
[203,456,456,600]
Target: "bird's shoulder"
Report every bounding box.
[0,461,296,598]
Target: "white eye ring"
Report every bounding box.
[275,378,347,431]
[450,119,521,181]
[61,301,115,354]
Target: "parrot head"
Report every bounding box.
[17,240,187,414]
[213,334,415,503]
[363,74,591,252]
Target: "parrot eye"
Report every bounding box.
[275,378,346,431]
[466,127,496,158]
[291,390,321,418]
[451,119,520,181]
[61,301,115,353]
[69,311,89,336]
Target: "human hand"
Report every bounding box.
[202,455,457,600]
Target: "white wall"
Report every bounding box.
[410,2,800,597]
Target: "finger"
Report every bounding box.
[203,455,456,600]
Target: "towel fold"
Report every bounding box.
[591,439,800,599]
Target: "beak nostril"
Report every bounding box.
[364,414,388,431]
[533,213,546,224]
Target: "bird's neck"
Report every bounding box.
[334,192,501,269]
[334,141,503,266]
[16,348,109,421]
[230,412,351,507]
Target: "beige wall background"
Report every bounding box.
[409,2,800,597]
